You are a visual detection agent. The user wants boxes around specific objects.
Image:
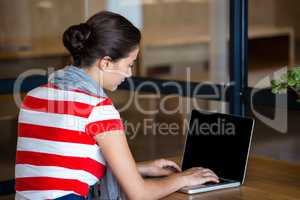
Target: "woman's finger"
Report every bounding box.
[161,168,175,175]
[202,168,218,177]
[201,172,219,179]
[163,159,182,172]
[201,176,220,184]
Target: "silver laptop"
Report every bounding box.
[179,109,255,194]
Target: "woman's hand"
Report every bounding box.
[137,158,182,177]
[179,167,219,187]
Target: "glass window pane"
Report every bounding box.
[248,0,295,87]
[0,0,89,182]
[108,90,211,161]
[248,0,299,163]
[87,0,230,84]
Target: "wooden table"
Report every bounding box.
[162,156,300,200]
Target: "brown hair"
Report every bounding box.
[63,11,141,67]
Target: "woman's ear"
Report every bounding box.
[97,56,112,70]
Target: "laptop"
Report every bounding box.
[179,109,255,194]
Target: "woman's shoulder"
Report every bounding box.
[26,83,110,106]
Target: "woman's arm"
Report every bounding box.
[95,131,219,200]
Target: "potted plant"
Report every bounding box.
[271,67,300,102]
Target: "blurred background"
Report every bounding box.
[0,0,299,194]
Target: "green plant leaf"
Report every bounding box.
[271,88,278,94]
[270,66,300,98]
[271,80,280,87]
[288,79,296,86]
[293,67,300,73]
[290,68,300,80]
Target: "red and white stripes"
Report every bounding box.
[15,84,124,199]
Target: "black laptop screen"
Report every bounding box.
[181,110,254,182]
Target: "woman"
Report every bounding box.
[15,11,219,200]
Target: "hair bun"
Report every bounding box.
[63,23,91,53]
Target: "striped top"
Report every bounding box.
[15,84,124,199]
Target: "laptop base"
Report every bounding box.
[179,181,240,194]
